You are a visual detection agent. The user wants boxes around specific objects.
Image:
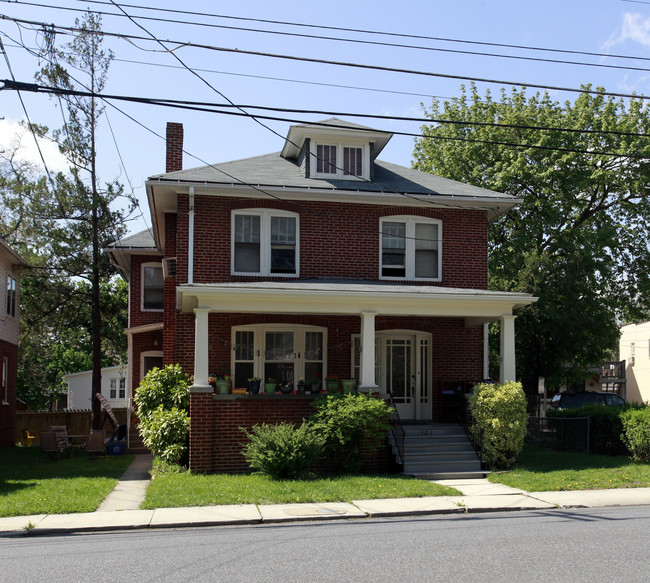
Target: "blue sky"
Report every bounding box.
[2,0,650,235]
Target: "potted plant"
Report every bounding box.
[297,378,306,394]
[248,376,262,394]
[308,373,322,394]
[264,377,278,394]
[341,379,356,393]
[216,375,230,394]
[325,374,339,393]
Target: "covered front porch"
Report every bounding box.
[181,281,535,405]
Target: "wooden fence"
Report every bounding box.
[16,409,128,446]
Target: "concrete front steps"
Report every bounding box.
[389,422,488,480]
[127,424,149,454]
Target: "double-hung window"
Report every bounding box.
[110,378,126,399]
[142,263,164,310]
[6,275,16,318]
[232,210,299,276]
[313,142,367,179]
[380,216,442,281]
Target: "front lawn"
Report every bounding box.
[0,447,134,517]
[488,444,650,491]
[142,464,460,509]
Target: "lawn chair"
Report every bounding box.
[49,425,71,455]
[39,430,68,461]
[22,429,36,447]
[85,429,107,459]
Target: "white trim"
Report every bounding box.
[188,186,195,284]
[380,215,442,282]
[141,261,164,312]
[231,208,300,277]
[310,139,370,180]
[140,350,163,381]
[230,323,328,384]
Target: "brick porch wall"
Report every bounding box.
[188,394,392,473]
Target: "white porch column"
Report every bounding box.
[192,308,211,389]
[499,315,516,383]
[359,312,379,392]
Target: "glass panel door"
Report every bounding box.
[264,332,294,386]
[386,338,415,419]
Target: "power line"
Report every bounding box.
[51,0,650,65]
[5,79,650,141]
[5,79,649,160]
[4,14,650,103]
[4,0,650,75]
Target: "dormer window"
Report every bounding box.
[312,141,368,180]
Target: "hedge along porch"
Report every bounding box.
[181,281,534,472]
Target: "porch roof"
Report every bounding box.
[176,280,537,326]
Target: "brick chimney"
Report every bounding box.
[166,122,184,173]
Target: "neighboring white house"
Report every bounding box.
[63,365,128,410]
[619,322,650,404]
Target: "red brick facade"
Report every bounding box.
[190,393,392,473]
[0,339,18,446]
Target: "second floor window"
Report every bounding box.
[6,275,16,318]
[233,210,298,276]
[380,216,442,281]
[142,264,164,310]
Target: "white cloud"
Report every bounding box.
[603,12,650,50]
[0,118,69,174]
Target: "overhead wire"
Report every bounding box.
[4,80,649,160]
[4,0,650,74]
[19,0,650,66]
[3,13,650,103]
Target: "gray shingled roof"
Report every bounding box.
[107,228,156,249]
[149,152,511,201]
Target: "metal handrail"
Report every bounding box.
[461,394,485,467]
[386,390,405,467]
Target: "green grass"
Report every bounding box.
[0,447,134,517]
[488,444,650,491]
[142,466,459,509]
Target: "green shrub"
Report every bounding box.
[135,364,191,420]
[139,406,190,464]
[547,404,629,455]
[621,407,650,461]
[241,422,324,479]
[310,393,393,472]
[468,381,527,469]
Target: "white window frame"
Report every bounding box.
[379,216,442,281]
[310,140,370,180]
[141,262,164,312]
[231,324,327,384]
[231,209,300,277]
[6,275,16,318]
[140,351,163,381]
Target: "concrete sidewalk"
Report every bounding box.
[3,456,650,536]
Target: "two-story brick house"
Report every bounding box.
[107,119,536,472]
[0,238,27,447]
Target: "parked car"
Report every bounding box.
[549,391,626,410]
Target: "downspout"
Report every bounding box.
[483,323,490,380]
[188,186,195,284]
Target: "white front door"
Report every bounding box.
[381,333,431,420]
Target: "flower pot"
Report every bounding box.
[216,380,230,394]
[309,383,321,394]
[341,379,356,393]
[280,383,293,394]
[297,382,305,394]
[264,382,277,394]
[249,380,261,394]
[326,380,339,394]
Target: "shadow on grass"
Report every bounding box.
[516,444,634,472]
[0,446,135,484]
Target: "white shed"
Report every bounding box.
[63,365,128,410]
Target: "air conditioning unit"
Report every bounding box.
[162,257,177,280]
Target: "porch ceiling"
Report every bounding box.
[176,281,537,325]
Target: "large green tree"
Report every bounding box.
[413,84,650,396]
[1,13,132,411]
